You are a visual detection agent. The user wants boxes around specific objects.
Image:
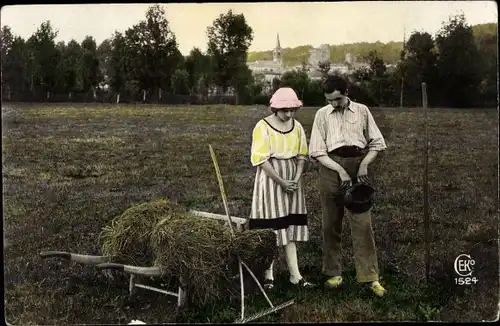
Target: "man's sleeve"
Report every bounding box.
[364,107,387,151]
[309,110,328,158]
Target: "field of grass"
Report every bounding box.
[3,103,499,324]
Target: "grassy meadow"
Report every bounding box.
[3,103,498,324]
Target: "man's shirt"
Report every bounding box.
[308,99,387,159]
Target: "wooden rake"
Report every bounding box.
[208,145,294,324]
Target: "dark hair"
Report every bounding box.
[322,75,348,95]
[270,107,299,115]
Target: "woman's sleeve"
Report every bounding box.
[297,123,308,160]
[251,122,271,166]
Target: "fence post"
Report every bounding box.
[422,82,430,282]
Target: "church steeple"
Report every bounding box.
[273,33,282,66]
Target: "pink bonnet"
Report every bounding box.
[269,87,303,109]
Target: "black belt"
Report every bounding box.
[330,146,366,158]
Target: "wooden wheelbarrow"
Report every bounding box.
[39,209,294,323]
[39,250,188,307]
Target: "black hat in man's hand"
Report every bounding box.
[343,182,375,214]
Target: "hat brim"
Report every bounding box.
[270,100,303,109]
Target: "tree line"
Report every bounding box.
[248,22,495,68]
[271,17,496,108]
[0,5,256,105]
[0,5,497,108]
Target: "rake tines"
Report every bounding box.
[234,299,295,324]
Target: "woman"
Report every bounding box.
[249,87,314,289]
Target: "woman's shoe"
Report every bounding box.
[263,279,274,290]
[294,278,315,288]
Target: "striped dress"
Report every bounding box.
[249,118,309,247]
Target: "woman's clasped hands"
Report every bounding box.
[280,179,298,193]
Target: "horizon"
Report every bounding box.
[1,2,497,55]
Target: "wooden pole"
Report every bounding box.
[400,28,406,109]
[208,145,235,235]
[422,82,430,282]
[400,75,404,108]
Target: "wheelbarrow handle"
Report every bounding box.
[40,251,71,259]
[96,263,125,271]
[40,251,114,265]
[97,263,164,277]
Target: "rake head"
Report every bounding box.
[233,299,295,324]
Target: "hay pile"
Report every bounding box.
[99,199,277,306]
[99,199,189,266]
[232,229,277,273]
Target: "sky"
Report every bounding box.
[1,1,497,55]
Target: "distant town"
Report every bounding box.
[245,34,396,94]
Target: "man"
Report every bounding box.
[308,75,387,296]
